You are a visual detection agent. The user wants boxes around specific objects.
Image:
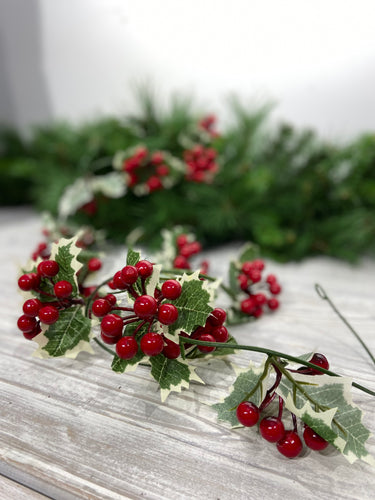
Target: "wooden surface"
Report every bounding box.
[1,207,374,500]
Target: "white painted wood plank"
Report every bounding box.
[0,474,48,500]
[0,208,374,500]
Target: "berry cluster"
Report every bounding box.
[172,233,207,272]
[122,146,173,193]
[17,259,80,339]
[184,145,218,183]
[237,259,281,318]
[188,307,228,353]
[198,114,219,138]
[94,260,187,360]
[236,353,330,459]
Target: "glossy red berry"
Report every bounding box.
[266,274,277,284]
[101,331,122,345]
[157,303,179,325]
[236,401,260,427]
[37,259,59,277]
[241,297,256,315]
[147,176,163,192]
[162,338,181,359]
[248,269,261,283]
[252,259,265,271]
[105,294,117,306]
[116,336,139,359]
[303,425,329,451]
[277,430,303,458]
[101,314,123,337]
[241,261,254,276]
[309,353,329,375]
[176,234,189,249]
[135,260,154,278]
[207,308,227,327]
[88,258,102,272]
[92,298,112,317]
[134,295,158,319]
[18,273,36,291]
[238,273,249,290]
[17,315,37,332]
[259,417,285,443]
[161,280,182,300]
[254,293,267,306]
[197,333,216,353]
[252,307,263,319]
[173,255,190,269]
[211,325,229,343]
[270,283,281,295]
[38,305,59,325]
[23,323,41,340]
[54,280,73,299]
[140,332,164,356]
[113,271,128,289]
[121,265,139,285]
[267,298,279,310]
[22,298,42,317]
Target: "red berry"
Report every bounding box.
[254,293,267,306]
[23,323,41,340]
[236,401,260,427]
[101,331,122,344]
[101,314,123,337]
[238,273,249,290]
[309,353,329,375]
[176,234,189,249]
[88,258,102,272]
[116,336,139,359]
[197,333,216,353]
[259,417,285,443]
[23,298,42,317]
[17,315,37,332]
[269,283,281,295]
[211,325,229,343]
[248,269,261,283]
[173,255,190,269]
[113,271,128,289]
[252,259,265,271]
[252,307,263,319]
[157,303,179,325]
[37,260,59,277]
[134,295,158,319]
[92,298,112,317]
[266,274,277,284]
[54,280,73,299]
[135,260,154,279]
[105,294,117,306]
[18,273,36,291]
[156,164,170,177]
[241,261,254,275]
[207,308,227,327]
[147,176,163,192]
[303,425,329,451]
[162,338,181,359]
[151,151,164,165]
[38,305,59,325]
[140,332,164,356]
[121,265,139,285]
[161,280,182,300]
[277,430,303,458]
[267,298,279,310]
[241,297,256,315]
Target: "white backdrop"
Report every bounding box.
[1,0,375,138]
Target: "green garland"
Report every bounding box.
[1,93,375,261]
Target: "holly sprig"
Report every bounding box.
[16,234,375,465]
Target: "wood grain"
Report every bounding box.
[1,208,374,500]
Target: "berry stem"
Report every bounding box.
[278,396,284,420]
[315,283,375,368]
[180,337,375,397]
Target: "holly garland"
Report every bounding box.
[3,94,375,261]
[16,232,375,465]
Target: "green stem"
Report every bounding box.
[94,337,115,356]
[181,337,375,397]
[315,284,375,367]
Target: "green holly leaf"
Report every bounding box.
[50,235,83,295]
[164,271,213,336]
[276,373,375,466]
[149,354,204,402]
[111,349,147,373]
[238,242,260,264]
[212,359,270,427]
[32,306,93,358]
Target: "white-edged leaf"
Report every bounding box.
[50,234,83,295]
[276,373,375,466]
[58,178,93,219]
[90,172,127,198]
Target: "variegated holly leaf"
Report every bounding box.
[126,248,141,267]
[112,349,147,374]
[32,306,93,358]
[149,354,204,402]
[124,249,161,299]
[237,242,260,264]
[50,235,83,295]
[164,271,213,337]
[212,359,270,427]
[276,373,375,466]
